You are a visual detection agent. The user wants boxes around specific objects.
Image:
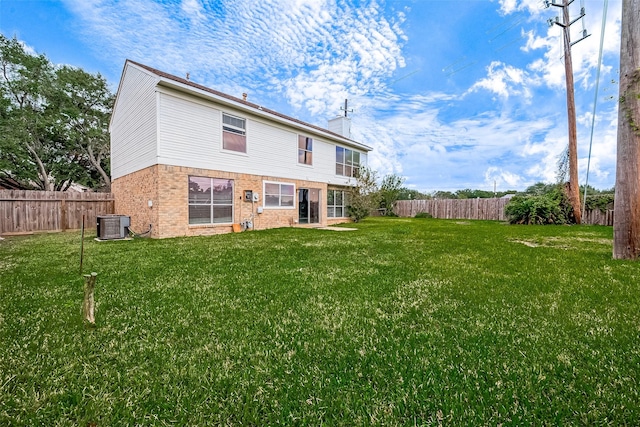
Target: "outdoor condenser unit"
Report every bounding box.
[97,215,130,240]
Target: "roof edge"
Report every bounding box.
[122,60,372,152]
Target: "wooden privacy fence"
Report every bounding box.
[0,190,114,234]
[394,198,614,226]
[582,208,614,226]
[395,198,510,221]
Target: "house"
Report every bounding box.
[109,60,372,238]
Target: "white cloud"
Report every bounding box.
[577,104,618,188]
[484,167,525,189]
[523,0,621,90]
[58,0,621,192]
[499,0,545,16]
[348,89,560,192]
[64,0,406,116]
[522,133,566,182]
[180,0,205,23]
[279,3,407,115]
[467,61,534,100]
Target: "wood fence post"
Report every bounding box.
[83,272,97,325]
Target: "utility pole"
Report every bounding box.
[545,0,589,224]
[613,0,640,259]
[341,99,353,117]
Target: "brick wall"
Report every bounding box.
[327,218,351,226]
[113,164,353,238]
[112,165,159,237]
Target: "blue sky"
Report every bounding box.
[1,0,621,193]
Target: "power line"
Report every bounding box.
[582,0,609,218]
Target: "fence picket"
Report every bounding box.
[0,191,114,234]
[394,198,613,226]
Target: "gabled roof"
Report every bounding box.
[123,60,372,152]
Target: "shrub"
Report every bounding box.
[379,174,404,216]
[348,167,379,222]
[347,204,372,222]
[505,186,573,224]
[584,194,615,213]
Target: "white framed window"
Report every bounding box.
[327,189,348,218]
[188,176,234,224]
[264,181,295,208]
[222,113,246,153]
[336,146,361,177]
[298,135,313,165]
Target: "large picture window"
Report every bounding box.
[264,181,295,208]
[298,135,313,165]
[222,113,246,153]
[336,146,361,177]
[327,189,348,218]
[188,176,234,224]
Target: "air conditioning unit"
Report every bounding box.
[97,215,130,240]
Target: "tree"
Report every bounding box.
[348,167,379,222]
[397,188,430,200]
[613,0,640,259]
[378,173,404,215]
[456,188,502,199]
[54,66,114,191]
[0,35,113,191]
[0,35,58,190]
[432,190,457,199]
[523,182,559,196]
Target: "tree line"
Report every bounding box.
[0,35,113,191]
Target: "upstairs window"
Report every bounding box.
[336,146,361,177]
[298,135,313,165]
[222,113,246,153]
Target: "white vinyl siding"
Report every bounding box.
[151,88,364,186]
[111,63,370,187]
[157,92,218,163]
[110,65,159,179]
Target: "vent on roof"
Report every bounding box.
[97,215,130,240]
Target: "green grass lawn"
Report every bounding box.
[1,218,639,425]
